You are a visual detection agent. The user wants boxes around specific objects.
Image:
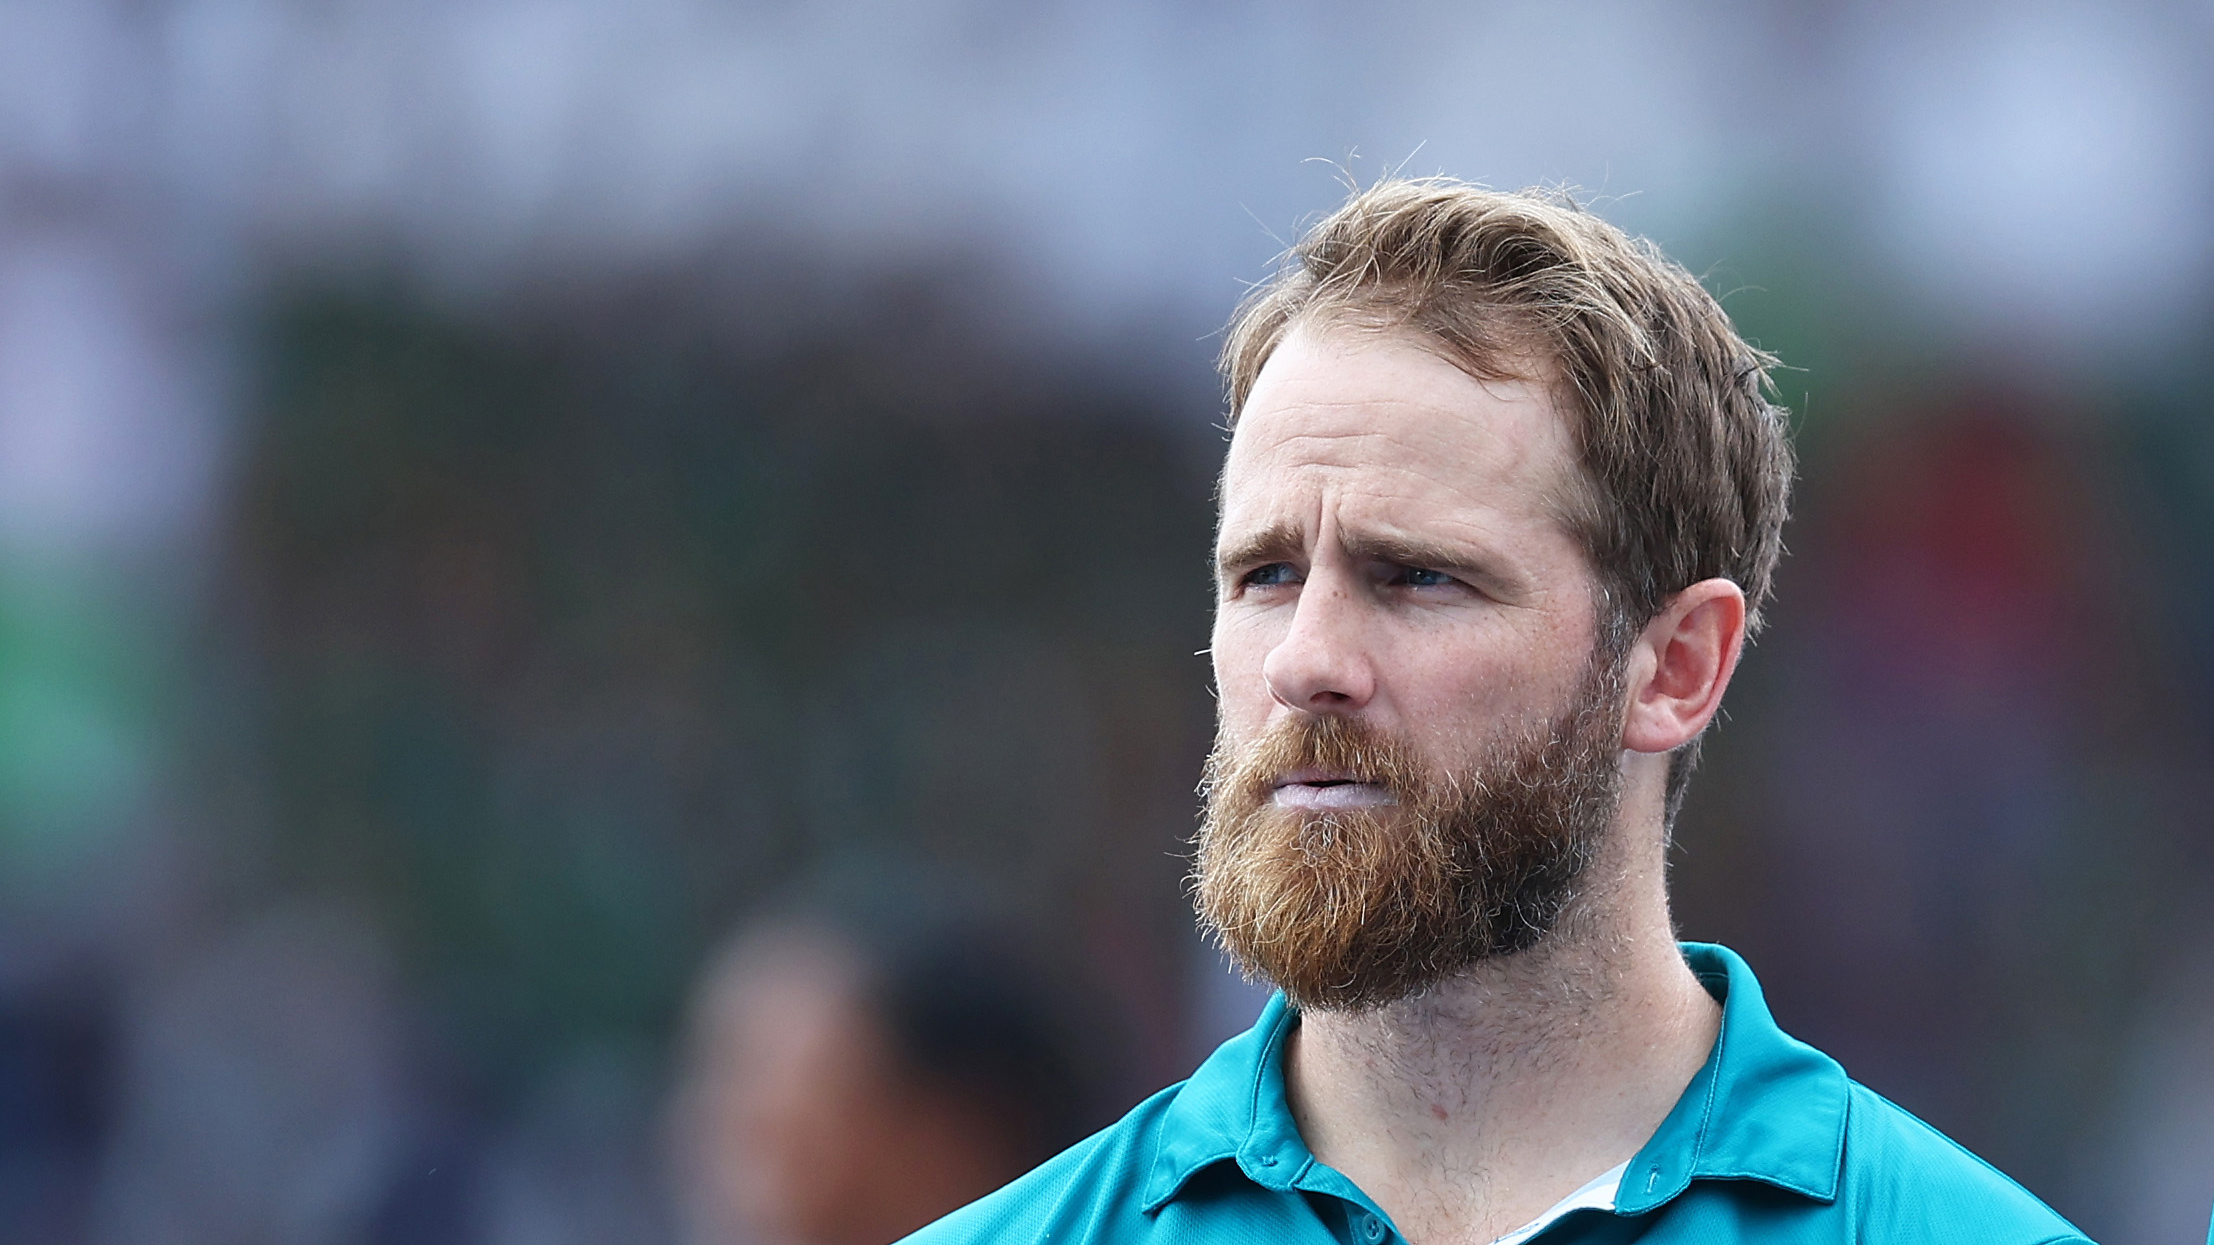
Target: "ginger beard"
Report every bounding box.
[1194,646,1629,1013]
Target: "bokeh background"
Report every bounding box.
[4,1,2213,1242]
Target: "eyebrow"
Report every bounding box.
[1213,521,1306,580]
[1215,521,1528,598]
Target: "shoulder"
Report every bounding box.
[899,1082,1186,1245]
[1838,1082,2091,1244]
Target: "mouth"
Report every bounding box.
[1270,768,1396,810]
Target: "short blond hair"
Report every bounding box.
[1223,178,1795,814]
[1226,178,1792,632]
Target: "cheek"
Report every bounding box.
[1385,631,1550,722]
[1210,612,1279,720]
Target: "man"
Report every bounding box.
[672,878,1100,1245]
[906,179,2091,1245]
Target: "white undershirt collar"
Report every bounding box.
[1485,1160,1628,1245]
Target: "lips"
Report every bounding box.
[1270,768,1396,810]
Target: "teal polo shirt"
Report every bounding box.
[906,943,2090,1245]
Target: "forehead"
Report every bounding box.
[1219,323,1582,545]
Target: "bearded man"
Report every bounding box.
[904,179,2090,1245]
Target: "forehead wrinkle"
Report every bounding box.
[1221,332,1588,583]
[1237,393,1571,500]
[1228,438,1568,554]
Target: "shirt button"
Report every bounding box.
[1359,1214,1387,1243]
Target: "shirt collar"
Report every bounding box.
[1143,942,1849,1216]
[1613,942,1849,1212]
[1140,988,1308,1211]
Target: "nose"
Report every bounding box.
[1260,574,1377,714]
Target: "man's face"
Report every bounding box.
[1197,321,1627,1010]
[680,931,1030,1245]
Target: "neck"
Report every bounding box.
[1281,820,1720,1245]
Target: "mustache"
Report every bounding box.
[1203,713,1429,808]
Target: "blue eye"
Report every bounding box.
[1400,567,1456,588]
[1243,563,1300,587]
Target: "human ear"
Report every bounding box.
[1620,578,1748,755]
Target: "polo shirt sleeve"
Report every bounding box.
[900,1085,1181,1245]
[1839,1084,2092,1245]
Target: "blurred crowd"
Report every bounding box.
[4,2,2214,1244]
[669,870,1108,1245]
